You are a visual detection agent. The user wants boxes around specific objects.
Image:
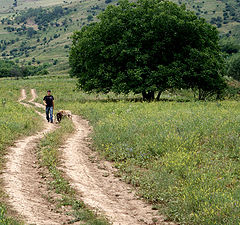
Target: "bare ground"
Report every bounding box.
[2,89,71,225]
[2,89,174,225]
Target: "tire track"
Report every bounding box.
[2,89,69,225]
[59,105,174,225]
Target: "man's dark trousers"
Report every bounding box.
[46,106,53,123]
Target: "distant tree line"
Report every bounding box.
[0,60,49,78]
[15,6,73,27]
[4,24,38,38]
[2,40,37,58]
[227,54,240,82]
[220,39,240,82]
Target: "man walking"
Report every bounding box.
[43,90,54,123]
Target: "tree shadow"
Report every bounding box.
[77,97,191,103]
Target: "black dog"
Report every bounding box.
[56,110,72,123]
[56,112,63,123]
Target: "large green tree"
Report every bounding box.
[70,0,226,100]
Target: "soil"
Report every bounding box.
[2,89,70,225]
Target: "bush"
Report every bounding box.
[87,15,93,21]
[221,41,239,54]
[227,54,240,81]
[0,59,50,78]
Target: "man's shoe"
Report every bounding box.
[50,121,53,123]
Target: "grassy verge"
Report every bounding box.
[67,101,240,225]
[0,205,23,225]
[37,119,109,225]
[0,102,41,224]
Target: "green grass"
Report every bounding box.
[0,204,23,225]
[17,75,240,225]
[64,102,240,225]
[0,79,42,224]
[83,101,239,225]
[37,118,109,225]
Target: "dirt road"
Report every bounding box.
[61,115,169,225]
[2,89,173,225]
[2,89,69,225]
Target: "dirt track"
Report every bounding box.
[61,115,170,225]
[2,89,69,225]
[2,89,173,225]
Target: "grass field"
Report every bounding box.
[0,79,42,224]
[12,75,239,225]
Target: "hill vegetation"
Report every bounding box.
[0,0,239,75]
[0,0,118,72]
[0,59,49,78]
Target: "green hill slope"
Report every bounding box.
[0,0,118,72]
[173,0,240,40]
[0,0,239,73]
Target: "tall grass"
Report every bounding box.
[0,204,23,225]
[64,100,239,225]
[0,80,42,168]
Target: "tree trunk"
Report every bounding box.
[199,88,207,100]
[199,89,203,100]
[156,91,162,101]
[142,91,155,101]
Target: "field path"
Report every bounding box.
[61,116,171,225]
[30,89,172,225]
[2,89,70,225]
[49,94,172,225]
[3,89,173,225]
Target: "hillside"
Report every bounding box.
[174,0,240,40]
[0,0,119,72]
[0,0,240,72]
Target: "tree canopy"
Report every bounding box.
[70,0,226,100]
